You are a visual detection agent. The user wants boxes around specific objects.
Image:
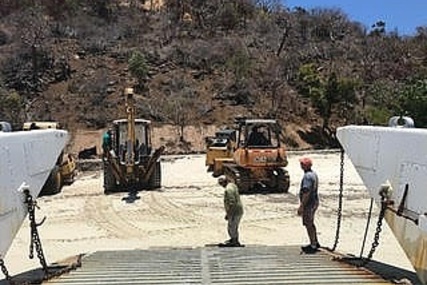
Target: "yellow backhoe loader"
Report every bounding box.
[102,88,165,194]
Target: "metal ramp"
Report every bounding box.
[43,246,419,285]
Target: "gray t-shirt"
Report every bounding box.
[299,170,319,207]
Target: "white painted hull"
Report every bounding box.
[0,129,68,259]
[337,125,427,284]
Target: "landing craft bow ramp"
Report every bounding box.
[41,246,421,285]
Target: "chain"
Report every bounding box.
[0,190,66,285]
[330,147,345,252]
[357,200,387,267]
[24,189,49,277]
[0,258,12,282]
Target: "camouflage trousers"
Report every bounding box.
[227,213,243,240]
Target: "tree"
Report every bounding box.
[0,89,24,125]
[226,49,252,85]
[219,2,240,31]
[370,21,386,36]
[296,63,324,100]
[88,0,116,20]
[259,59,286,118]
[43,0,81,20]
[398,79,427,127]
[256,0,283,13]
[295,64,358,130]
[163,95,192,142]
[161,87,202,142]
[0,6,60,97]
[362,80,400,125]
[128,51,149,91]
[158,75,201,142]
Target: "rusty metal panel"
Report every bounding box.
[43,246,419,285]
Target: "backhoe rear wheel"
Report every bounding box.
[40,166,62,197]
[148,161,161,189]
[103,162,117,194]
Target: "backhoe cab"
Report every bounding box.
[102,88,164,194]
[208,118,290,193]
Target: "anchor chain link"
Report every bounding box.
[358,199,387,267]
[0,258,12,282]
[24,189,49,276]
[0,189,73,284]
[331,147,345,252]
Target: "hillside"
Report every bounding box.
[1,1,427,154]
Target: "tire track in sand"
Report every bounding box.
[84,194,148,239]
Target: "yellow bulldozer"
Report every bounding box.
[102,88,165,194]
[205,128,236,173]
[206,118,290,193]
[23,121,77,196]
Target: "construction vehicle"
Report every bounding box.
[208,118,290,193]
[0,121,12,132]
[102,88,165,194]
[23,121,61,130]
[205,128,236,173]
[23,121,77,196]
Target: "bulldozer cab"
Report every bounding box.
[220,118,290,193]
[112,119,152,165]
[207,129,236,148]
[237,119,281,148]
[205,128,236,174]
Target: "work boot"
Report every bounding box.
[301,244,311,251]
[228,238,241,247]
[218,239,232,247]
[301,245,319,254]
[220,238,241,247]
[301,242,320,251]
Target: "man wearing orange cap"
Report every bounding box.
[298,157,320,254]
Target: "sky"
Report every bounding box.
[283,0,427,36]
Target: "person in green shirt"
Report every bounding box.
[102,128,112,159]
[218,176,244,247]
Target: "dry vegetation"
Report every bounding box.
[1,1,427,153]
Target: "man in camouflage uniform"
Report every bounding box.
[218,176,244,247]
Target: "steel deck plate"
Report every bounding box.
[43,246,420,285]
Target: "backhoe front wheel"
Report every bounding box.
[276,169,290,193]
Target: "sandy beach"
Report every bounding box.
[3,151,415,277]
